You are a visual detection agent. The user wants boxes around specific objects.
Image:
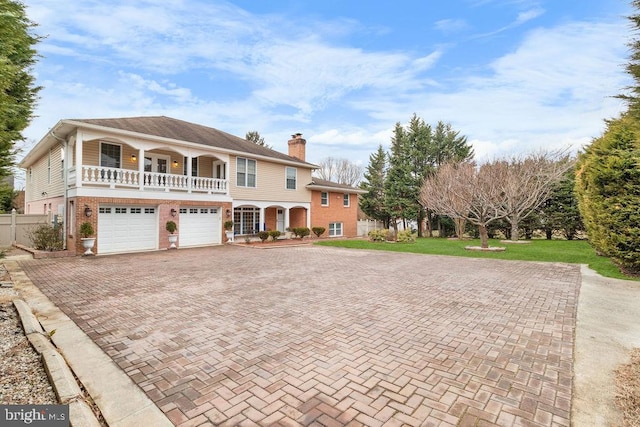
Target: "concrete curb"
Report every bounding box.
[4,260,172,427]
[13,298,101,427]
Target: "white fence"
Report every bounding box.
[0,209,49,248]
[357,219,384,237]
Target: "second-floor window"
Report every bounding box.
[236,158,256,187]
[100,143,121,169]
[321,192,329,206]
[343,193,350,207]
[286,167,297,190]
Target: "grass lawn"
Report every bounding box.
[315,237,638,281]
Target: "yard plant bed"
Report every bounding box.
[315,237,637,280]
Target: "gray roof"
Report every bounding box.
[307,178,367,194]
[73,116,315,166]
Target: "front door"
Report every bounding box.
[277,209,285,233]
[144,154,169,186]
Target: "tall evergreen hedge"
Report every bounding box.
[575,114,640,273]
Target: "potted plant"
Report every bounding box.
[224,220,234,243]
[79,222,96,256]
[166,220,178,249]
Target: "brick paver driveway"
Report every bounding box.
[20,245,579,426]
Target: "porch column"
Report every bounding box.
[186,156,192,193]
[284,208,290,231]
[306,207,311,228]
[138,149,145,190]
[75,131,83,188]
[259,207,265,231]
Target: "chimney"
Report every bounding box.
[288,133,306,161]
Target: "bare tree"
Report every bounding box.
[421,161,508,248]
[499,151,574,241]
[314,157,363,186]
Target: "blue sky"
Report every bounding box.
[20,0,632,174]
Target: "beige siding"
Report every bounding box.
[25,147,65,201]
[230,155,312,203]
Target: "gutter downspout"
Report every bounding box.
[49,129,68,250]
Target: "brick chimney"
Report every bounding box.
[288,133,306,161]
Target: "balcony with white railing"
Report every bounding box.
[71,165,228,195]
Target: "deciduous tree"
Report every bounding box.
[314,157,363,186]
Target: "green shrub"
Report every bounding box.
[268,230,281,241]
[258,231,270,242]
[292,227,310,239]
[29,223,63,251]
[165,220,177,234]
[397,229,417,243]
[576,114,640,273]
[368,229,389,242]
[80,222,94,238]
[312,226,326,238]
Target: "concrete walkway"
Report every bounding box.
[6,245,639,426]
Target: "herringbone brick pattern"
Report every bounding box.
[20,246,579,426]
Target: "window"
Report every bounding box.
[234,207,260,234]
[321,192,329,206]
[329,222,343,237]
[100,143,121,168]
[183,157,198,176]
[236,158,256,187]
[343,193,350,207]
[286,167,297,190]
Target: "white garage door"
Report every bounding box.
[179,207,221,247]
[97,206,157,254]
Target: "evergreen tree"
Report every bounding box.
[245,131,272,149]
[0,0,42,179]
[539,168,583,240]
[576,114,640,272]
[385,122,418,231]
[359,145,389,226]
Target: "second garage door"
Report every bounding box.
[179,207,221,247]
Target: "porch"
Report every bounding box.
[68,165,228,194]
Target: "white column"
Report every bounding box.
[259,207,265,231]
[284,208,290,232]
[138,149,145,190]
[186,156,192,193]
[75,131,83,187]
[306,206,311,228]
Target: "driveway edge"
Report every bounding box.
[4,260,172,427]
[573,264,640,426]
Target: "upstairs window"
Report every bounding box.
[100,143,121,169]
[321,192,329,206]
[286,167,297,190]
[343,193,350,207]
[237,158,256,187]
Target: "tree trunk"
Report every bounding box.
[510,221,520,241]
[426,211,433,237]
[479,224,489,248]
[455,218,466,239]
[545,228,553,240]
[417,209,424,238]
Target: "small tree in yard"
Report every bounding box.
[498,151,573,241]
[421,161,508,249]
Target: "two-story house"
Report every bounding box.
[19,116,364,255]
